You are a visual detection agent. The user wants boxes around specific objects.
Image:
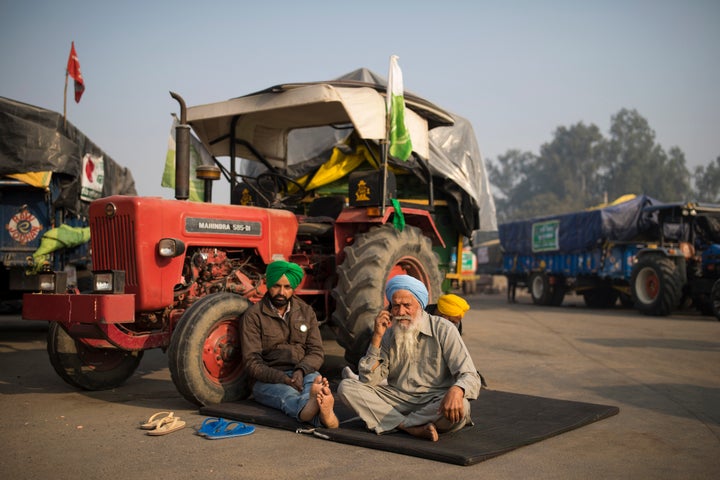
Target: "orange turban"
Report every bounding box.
[437,294,470,318]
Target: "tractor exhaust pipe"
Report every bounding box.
[170,91,190,201]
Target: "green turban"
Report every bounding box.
[265,261,304,289]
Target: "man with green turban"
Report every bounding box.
[264,260,305,290]
[241,260,338,429]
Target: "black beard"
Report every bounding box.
[270,295,289,308]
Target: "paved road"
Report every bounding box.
[1,292,718,479]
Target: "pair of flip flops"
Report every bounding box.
[140,411,186,436]
[197,417,255,439]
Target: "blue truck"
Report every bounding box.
[0,97,136,309]
[499,195,720,319]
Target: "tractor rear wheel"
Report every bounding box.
[332,224,442,367]
[631,256,683,316]
[47,322,143,390]
[168,293,250,406]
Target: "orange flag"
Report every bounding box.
[66,42,85,103]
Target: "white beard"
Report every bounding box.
[393,314,420,362]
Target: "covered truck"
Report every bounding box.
[0,97,136,306]
[500,195,720,320]
[499,195,661,308]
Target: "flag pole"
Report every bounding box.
[381,57,393,217]
[381,97,390,217]
[63,70,68,128]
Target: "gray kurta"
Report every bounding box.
[338,312,481,434]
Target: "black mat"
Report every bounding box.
[200,389,619,466]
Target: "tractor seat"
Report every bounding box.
[297,196,345,237]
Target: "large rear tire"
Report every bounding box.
[631,256,683,316]
[47,322,143,390]
[168,293,250,406]
[332,224,443,366]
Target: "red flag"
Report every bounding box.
[66,42,85,103]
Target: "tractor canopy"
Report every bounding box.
[183,68,497,235]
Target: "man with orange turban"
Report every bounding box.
[436,293,470,333]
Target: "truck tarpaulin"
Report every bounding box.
[0,96,137,217]
[499,195,662,255]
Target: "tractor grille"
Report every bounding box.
[92,213,137,286]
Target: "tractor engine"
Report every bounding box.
[176,247,266,309]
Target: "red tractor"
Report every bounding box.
[23,71,494,406]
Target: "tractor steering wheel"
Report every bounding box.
[255,172,307,208]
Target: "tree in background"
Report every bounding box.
[487,108,709,222]
[599,109,691,202]
[694,157,720,202]
[537,122,604,208]
[485,149,537,223]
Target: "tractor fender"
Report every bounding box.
[335,206,445,247]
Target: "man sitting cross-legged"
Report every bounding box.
[337,275,481,441]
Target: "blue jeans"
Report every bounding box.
[252,371,321,426]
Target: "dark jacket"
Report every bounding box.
[240,295,324,384]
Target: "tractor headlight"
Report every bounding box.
[158,238,186,258]
[93,270,125,293]
[38,271,67,293]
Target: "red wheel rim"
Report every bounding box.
[202,319,242,384]
[643,272,659,300]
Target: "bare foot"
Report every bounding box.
[317,386,339,429]
[298,376,324,422]
[399,423,438,442]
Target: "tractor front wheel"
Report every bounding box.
[168,293,250,406]
[47,322,143,390]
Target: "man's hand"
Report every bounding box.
[370,310,393,347]
[285,369,304,392]
[439,385,465,423]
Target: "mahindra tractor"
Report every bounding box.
[22,69,496,406]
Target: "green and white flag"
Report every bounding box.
[386,55,412,161]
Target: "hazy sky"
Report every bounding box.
[2,0,718,200]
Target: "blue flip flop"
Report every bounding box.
[197,417,229,437]
[204,420,255,440]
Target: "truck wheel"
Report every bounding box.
[631,256,683,316]
[529,273,552,305]
[168,293,250,406]
[711,280,720,321]
[332,224,443,366]
[47,322,143,390]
